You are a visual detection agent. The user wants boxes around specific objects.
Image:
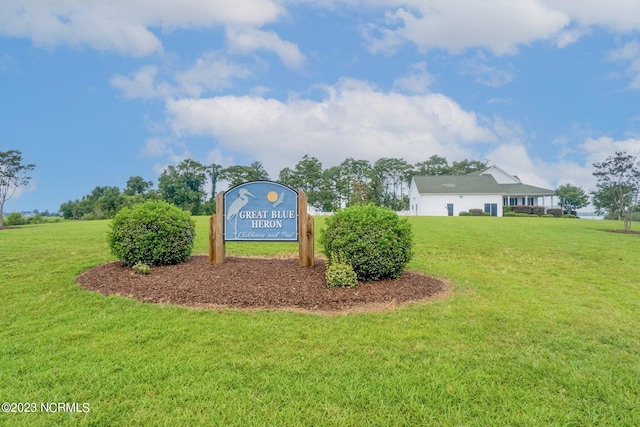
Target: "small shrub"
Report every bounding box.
[325,253,358,288]
[541,214,554,218]
[30,214,45,224]
[503,206,513,213]
[108,200,195,267]
[561,214,578,219]
[512,205,545,216]
[4,212,26,226]
[459,211,472,216]
[503,212,516,217]
[469,209,484,216]
[320,203,413,281]
[132,261,151,275]
[546,208,562,217]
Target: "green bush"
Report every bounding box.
[546,208,562,217]
[320,204,413,281]
[132,261,151,275]
[459,211,472,216]
[325,253,358,288]
[4,212,26,226]
[561,214,578,219]
[108,201,195,267]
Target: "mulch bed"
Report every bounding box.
[77,256,451,315]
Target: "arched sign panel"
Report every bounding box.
[223,181,298,241]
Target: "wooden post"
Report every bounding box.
[298,191,315,267]
[209,191,226,264]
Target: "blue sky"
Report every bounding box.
[2,0,640,213]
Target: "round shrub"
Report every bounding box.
[108,201,195,267]
[320,204,413,281]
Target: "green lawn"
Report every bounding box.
[1,216,638,426]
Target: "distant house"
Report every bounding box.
[408,166,556,216]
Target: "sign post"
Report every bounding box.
[209,181,314,266]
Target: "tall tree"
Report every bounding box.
[220,161,269,187]
[338,158,371,207]
[208,163,222,202]
[370,157,412,210]
[414,155,452,176]
[158,159,207,214]
[555,183,589,215]
[592,151,640,231]
[0,150,36,228]
[278,155,324,207]
[124,176,153,196]
[451,159,488,175]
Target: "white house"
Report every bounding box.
[408,166,556,216]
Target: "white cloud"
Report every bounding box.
[608,40,640,89]
[111,54,252,99]
[393,61,433,93]
[165,79,496,175]
[361,0,640,56]
[580,136,640,164]
[111,66,168,99]
[541,0,640,33]
[368,0,569,55]
[459,52,514,87]
[513,135,640,194]
[4,1,640,60]
[174,53,253,97]
[0,0,283,56]
[226,27,306,69]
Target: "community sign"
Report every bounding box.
[223,181,298,241]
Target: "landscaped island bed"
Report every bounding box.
[77,256,450,314]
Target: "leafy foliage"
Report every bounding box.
[132,261,151,275]
[321,204,413,281]
[108,201,195,267]
[0,150,35,228]
[591,151,640,231]
[325,253,359,288]
[555,183,589,214]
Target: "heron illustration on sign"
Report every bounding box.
[226,188,255,238]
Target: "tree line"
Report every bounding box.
[4,148,638,227]
[59,155,488,219]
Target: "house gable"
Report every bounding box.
[477,165,521,184]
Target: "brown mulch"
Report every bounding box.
[77,256,451,315]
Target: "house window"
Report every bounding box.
[528,197,534,206]
[509,197,518,205]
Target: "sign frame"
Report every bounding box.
[223,181,298,242]
[209,180,314,267]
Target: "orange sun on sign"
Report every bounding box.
[267,191,278,203]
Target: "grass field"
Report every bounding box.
[1,216,639,426]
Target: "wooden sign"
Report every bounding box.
[209,181,314,267]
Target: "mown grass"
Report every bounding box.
[1,216,638,426]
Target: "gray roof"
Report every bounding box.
[412,175,555,196]
[501,183,555,196]
[412,175,504,194]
